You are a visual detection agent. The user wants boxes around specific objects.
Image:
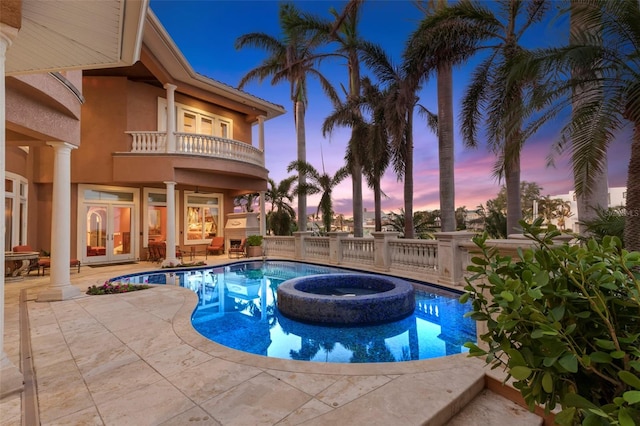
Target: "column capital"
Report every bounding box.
[163,181,177,187]
[46,141,77,151]
[0,25,19,52]
[163,83,177,91]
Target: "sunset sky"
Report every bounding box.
[151,0,631,216]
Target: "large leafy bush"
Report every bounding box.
[462,219,640,425]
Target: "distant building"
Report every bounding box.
[533,187,626,231]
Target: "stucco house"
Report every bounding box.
[6,7,285,269]
[1,0,284,394]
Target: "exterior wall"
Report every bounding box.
[0,0,21,30]
[75,76,128,183]
[126,78,160,131]
[5,69,84,256]
[6,72,82,145]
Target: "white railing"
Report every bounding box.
[305,237,330,261]
[261,231,553,289]
[389,239,438,273]
[126,131,264,167]
[341,238,374,266]
[128,131,166,152]
[264,236,295,258]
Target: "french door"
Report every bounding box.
[80,185,137,264]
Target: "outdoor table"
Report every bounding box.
[5,251,39,281]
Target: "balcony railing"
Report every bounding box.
[125,131,264,167]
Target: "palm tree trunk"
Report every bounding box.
[374,181,382,232]
[296,99,307,231]
[349,50,364,237]
[624,123,640,251]
[351,162,363,237]
[404,106,415,239]
[438,60,456,232]
[505,142,521,235]
[436,0,456,233]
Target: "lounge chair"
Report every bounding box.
[228,238,247,259]
[206,237,224,257]
[38,258,81,276]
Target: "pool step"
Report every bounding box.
[447,388,544,426]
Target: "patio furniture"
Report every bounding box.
[206,237,224,257]
[38,258,81,276]
[228,238,247,259]
[148,241,182,263]
[12,245,41,275]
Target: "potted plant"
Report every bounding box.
[246,235,264,257]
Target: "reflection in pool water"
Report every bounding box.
[111,260,477,363]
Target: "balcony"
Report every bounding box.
[125,131,264,167]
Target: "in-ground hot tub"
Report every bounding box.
[276,273,415,325]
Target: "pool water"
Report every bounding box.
[112,260,477,363]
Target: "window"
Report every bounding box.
[143,188,179,247]
[185,193,222,244]
[158,98,233,139]
[5,173,28,250]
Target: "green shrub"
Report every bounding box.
[246,235,263,246]
[578,206,626,246]
[462,218,640,425]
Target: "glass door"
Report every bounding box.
[85,205,108,262]
[83,202,135,264]
[111,205,133,261]
[80,185,138,264]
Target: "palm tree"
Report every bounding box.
[265,176,297,235]
[293,0,367,237]
[569,0,609,233]
[235,3,339,232]
[359,41,424,238]
[518,0,640,249]
[287,160,349,234]
[411,0,457,232]
[323,76,391,232]
[234,192,259,212]
[415,0,551,236]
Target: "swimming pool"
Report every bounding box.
[111,260,476,363]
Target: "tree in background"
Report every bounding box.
[387,209,438,239]
[323,76,391,232]
[265,177,297,235]
[234,193,259,213]
[293,0,367,237]
[236,3,339,232]
[287,160,349,234]
[490,181,542,225]
[416,0,551,235]
[516,0,640,250]
[359,40,424,238]
[480,181,542,237]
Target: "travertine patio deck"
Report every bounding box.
[1,256,543,425]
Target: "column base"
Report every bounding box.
[36,285,81,302]
[161,257,180,268]
[0,353,24,399]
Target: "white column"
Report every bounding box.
[257,115,265,152]
[38,142,80,302]
[162,181,179,266]
[0,24,25,399]
[259,191,266,236]
[164,83,177,153]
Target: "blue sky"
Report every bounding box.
[150,0,631,216]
